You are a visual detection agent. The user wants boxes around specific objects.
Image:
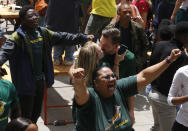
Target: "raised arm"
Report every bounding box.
[72,68,90,106]
[136,49,182,91]
[171,0,184,23]
[51,31,94,46]
[133,5,144,28]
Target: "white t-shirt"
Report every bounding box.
[168,65,188,127]
[180,0,188,10]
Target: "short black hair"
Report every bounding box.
[175,21,188,41]
[117,3,130,14]
[92,65,111,82]
[158,19,175,40]
[158,25,175,40]
[19,5,35,20]
[4,117,33,131]
[102,28,121,45]
[159,19,172,27]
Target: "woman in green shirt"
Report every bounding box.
[72,48,181,131]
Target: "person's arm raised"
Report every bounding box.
[51,30,94,46]
[137,49,182,91]
[73,68,90,106]
[171,0,183,23]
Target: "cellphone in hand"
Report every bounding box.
[118,44,128,55]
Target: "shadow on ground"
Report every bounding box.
[40,76,74,131]
[134,89,151,111]
[53,75,72,85]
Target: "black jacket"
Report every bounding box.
[150,40,187,96]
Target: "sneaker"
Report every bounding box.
[64,59,74,66]
[53,59,62,66]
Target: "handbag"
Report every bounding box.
[35,0,48,16]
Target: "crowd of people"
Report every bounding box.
[0,0,188,130]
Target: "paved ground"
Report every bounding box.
[37,75,154,131]
[1,21,154,131]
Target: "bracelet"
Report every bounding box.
[165,57,172,64]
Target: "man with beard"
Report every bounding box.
[99,28,137,126]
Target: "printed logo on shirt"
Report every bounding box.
[29,37,43,44]
[0,101,6,116]
[105,106,129,130]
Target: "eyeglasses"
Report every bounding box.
[102,73,117,80]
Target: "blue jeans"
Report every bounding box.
[53,44,75,61]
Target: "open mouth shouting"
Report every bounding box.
[107,82,116,92]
